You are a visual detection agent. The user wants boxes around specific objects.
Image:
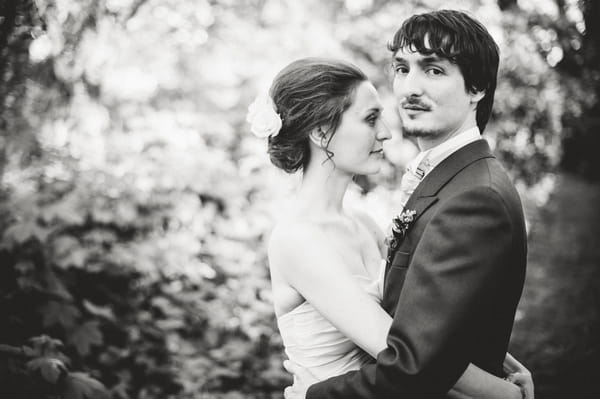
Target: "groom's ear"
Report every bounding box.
[469,88,485,104]
[308,127,329,148]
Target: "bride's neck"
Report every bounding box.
[295,161,352,217]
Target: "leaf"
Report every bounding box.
[40,301,81,329]
[83,300,115,321]
[52,236,88,269]
[155,318,185,331]
[2,220,49,247]
[68,320,103,357]
[26,357,67,384]
[62,372,110,399]
[29,335,65,357]
[41,192,86,225]
[44,269,74,300]
[17,276,45,292]
[14,260,35,273]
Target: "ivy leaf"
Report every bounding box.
[26,357,67,384]
[68,321,103,357]
[40,301,81,329]
[62,372,110,399]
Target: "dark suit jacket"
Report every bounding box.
[307,140,527,399]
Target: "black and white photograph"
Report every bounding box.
[1,0,599,398]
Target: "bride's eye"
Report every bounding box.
[365,114,378,127]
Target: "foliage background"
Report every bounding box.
[0,0,598,398]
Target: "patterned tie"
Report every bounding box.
[398,154,432,209]
[385,154,431,251]
[384,155,432,268]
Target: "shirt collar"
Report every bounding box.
[407,127,482,178]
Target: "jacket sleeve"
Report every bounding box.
[307,187,515,399]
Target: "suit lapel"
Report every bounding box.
[384,140,496,302]
[403,139,495,224]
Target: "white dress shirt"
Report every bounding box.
[406,127,483,180]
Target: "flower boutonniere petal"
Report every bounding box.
[387,208,417,250]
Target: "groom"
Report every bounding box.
[284,9,527,399]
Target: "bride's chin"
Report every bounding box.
[363,164,382,175]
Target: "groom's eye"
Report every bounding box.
[426,67,444,76]
[393,64,408,74]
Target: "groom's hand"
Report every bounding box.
[283,360,318,399]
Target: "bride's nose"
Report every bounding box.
[376,119,392,141]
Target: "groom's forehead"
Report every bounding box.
[396,31,456,51]
[392,32,457,60]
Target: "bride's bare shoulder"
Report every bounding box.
[268,217,320,255]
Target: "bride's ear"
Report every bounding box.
[308,127,329,148]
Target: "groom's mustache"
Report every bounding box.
[401,97,431,111]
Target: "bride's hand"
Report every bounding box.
[503,353,534,399]
[506,372,533,399]
[283,360,319,399]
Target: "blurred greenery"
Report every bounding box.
[0,0,598,398]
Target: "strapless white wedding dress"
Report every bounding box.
[276,265,385,381]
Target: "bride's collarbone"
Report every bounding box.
[317,222,380,279]
[281,215,380,277]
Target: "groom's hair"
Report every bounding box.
[389,9,499,133]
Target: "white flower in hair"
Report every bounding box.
[246,93,282,138]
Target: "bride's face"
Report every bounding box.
[325,81,391,175]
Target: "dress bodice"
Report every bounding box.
[276,264,385,381]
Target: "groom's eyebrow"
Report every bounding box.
[393,54,449,65]
[421,55,448,64]
[392,55,407,64]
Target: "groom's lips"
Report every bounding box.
[403,104,430,111]
[402,98,431,111]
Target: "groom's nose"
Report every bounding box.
[395,69,424,98]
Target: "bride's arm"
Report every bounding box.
[449,352,535,399]
[449,365,522,399]
[269,223,390,356]
[269,223,521,399]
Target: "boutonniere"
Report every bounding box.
[386,209,417,250]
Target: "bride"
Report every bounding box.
[248,57,533,399]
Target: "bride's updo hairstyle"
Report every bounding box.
[268,58,367,173]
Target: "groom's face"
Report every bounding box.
[392,46,482,140]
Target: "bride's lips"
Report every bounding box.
[370,148,384,155]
